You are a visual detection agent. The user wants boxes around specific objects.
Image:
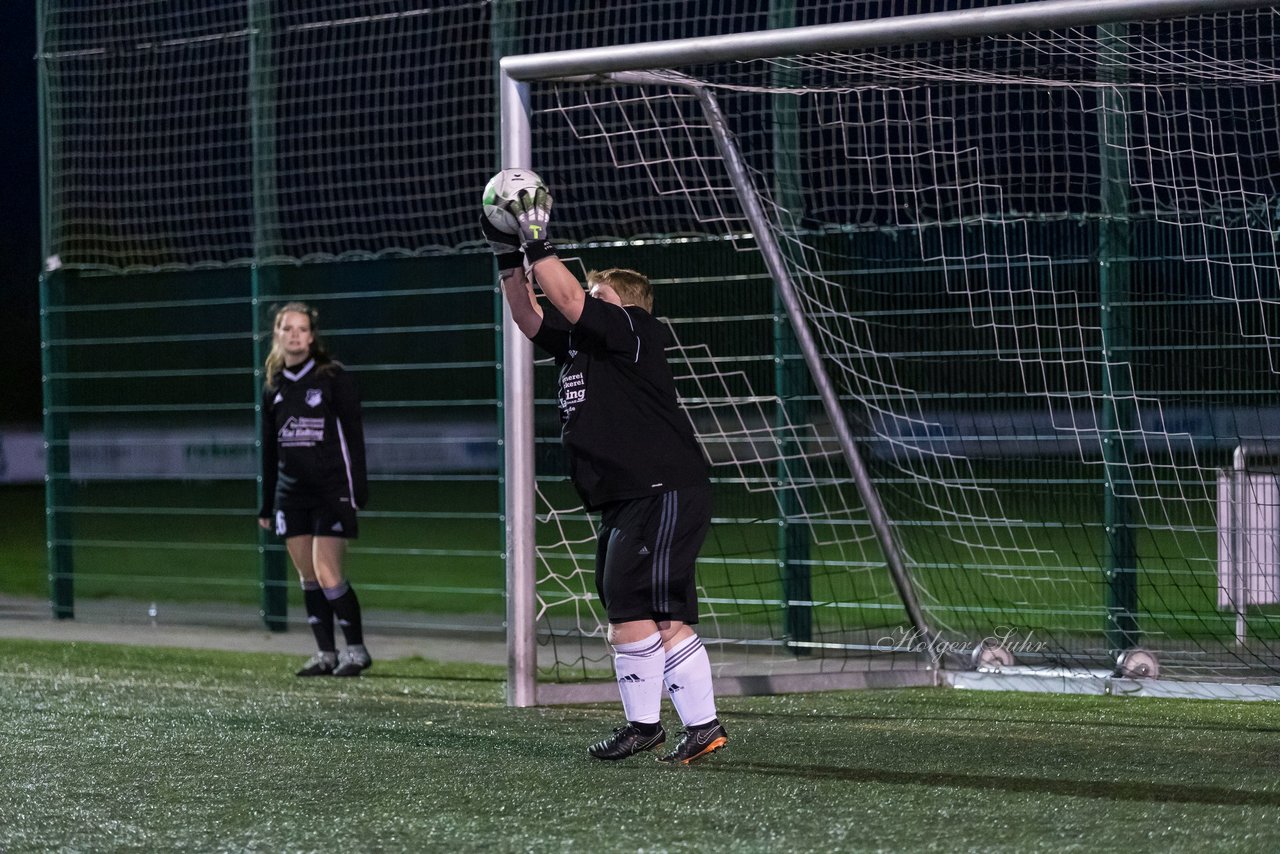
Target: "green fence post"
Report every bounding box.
[252,266,288,632]
[775,316,813,652]
[1099,23,1139,652]
[250,0,286,631]
[492,0,517,575]
[37,0,73,618]
[770,0,812,652]
[40,267,74,619]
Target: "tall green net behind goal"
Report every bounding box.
[508,2,1280,698]
[36,1,508,628]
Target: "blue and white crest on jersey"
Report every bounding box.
[306,388,323,408]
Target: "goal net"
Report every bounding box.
[504,1,1280,702]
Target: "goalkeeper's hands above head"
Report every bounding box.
[505,186,557,265]
[479,215,523,274]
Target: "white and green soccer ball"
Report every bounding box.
[482,168,545,235]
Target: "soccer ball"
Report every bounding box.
[482,168,545,235]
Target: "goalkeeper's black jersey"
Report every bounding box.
[259,359,369,517]
[532,297,709,510]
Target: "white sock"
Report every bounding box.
[663,634,717,727]
[612,633,665,724]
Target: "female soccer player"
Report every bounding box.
[484,175,728,764]
[258,302,372,677]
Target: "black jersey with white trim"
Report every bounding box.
[532,297,709,510]
[259,359,369,516]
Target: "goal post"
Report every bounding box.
[500,0,1280,705]
[499,69,539,709]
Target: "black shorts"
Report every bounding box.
[595,483,712,625]
[272,497,359,540]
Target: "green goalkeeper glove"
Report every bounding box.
[505,185,557,264]
[479,215,523,273]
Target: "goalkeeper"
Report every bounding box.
[483,172,727,765]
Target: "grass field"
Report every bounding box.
[0,481,510,612]
[5,638,1280,852]
[0,464,1270,695]
[0,474,1267,648]
[0,485,47,598]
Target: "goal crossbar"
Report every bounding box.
[501,0,1273,82]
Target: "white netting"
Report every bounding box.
[526,7,1280,684]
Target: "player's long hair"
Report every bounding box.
[263,301,336,390]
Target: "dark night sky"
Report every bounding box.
[2,3,41,425]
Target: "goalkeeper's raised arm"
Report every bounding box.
[483,172,591,324]
[482,217,542,341]
[506,188,586,324]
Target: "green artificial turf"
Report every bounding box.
[3,638,1279,852]
[0,485,47,598]
[0,475,1267,645]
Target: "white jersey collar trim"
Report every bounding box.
[283,358,316,382]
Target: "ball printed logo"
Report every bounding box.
[306,388,322,408]
[482,168,546,235]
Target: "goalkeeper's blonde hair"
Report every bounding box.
[588,268,653,312]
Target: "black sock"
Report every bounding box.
[631,721,662,736]
[325,583,364,646]
[302,583,336,652]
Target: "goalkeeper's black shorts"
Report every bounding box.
[594,483,712,625]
